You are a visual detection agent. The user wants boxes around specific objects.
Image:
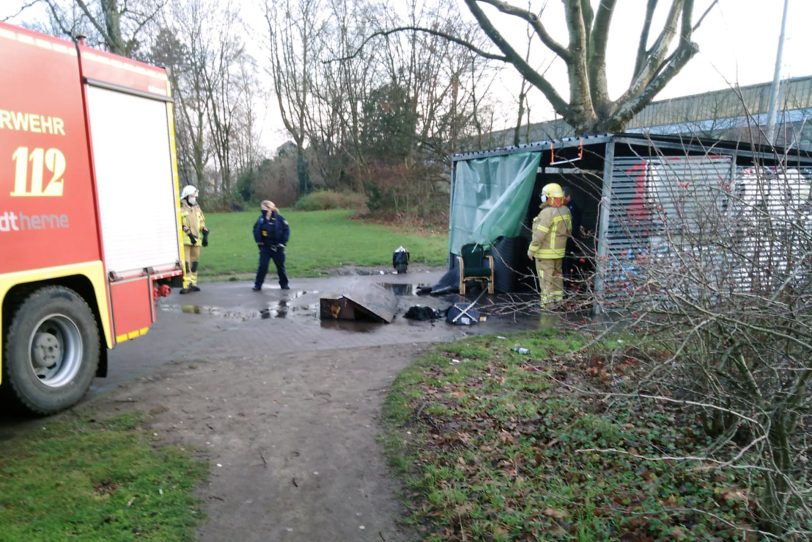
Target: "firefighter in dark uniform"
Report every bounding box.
[253,200,290,291]
[179,185,208,294]
[562,184,582,290]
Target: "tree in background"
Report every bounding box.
[468,0,721,133]
[39,0,165,57]
[263,0,322,198]
[200,8,248,197]
[355,0,717,135]
[231,57,265,180]
[262,0,499,216]
[361,82,418,162]
[156,0,258,204]
[12,0,500,214]
[150,26,211,188]
[9,0,720,214]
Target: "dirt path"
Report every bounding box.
[96,344,424,542]
[80,273,538,541]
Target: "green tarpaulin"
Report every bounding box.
[449,151,541,254]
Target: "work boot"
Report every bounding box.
[281,285,290,290]
[190,285,201,292]
[252,286,261,291]
[179,288,190,294]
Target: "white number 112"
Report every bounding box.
[11,147,66,197]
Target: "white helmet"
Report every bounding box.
[180,185,198,199]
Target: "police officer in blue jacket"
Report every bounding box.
[253,200,291,291]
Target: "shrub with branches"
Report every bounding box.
[594,141,811,537]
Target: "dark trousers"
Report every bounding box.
[255,246,288,288]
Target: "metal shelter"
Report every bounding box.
[447,133,812,312]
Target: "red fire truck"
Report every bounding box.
[0,22,184,414]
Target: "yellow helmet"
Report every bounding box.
[541,183,564,203]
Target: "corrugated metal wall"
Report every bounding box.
[629,77,812,130]
[596,151,811,312]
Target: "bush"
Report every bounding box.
[294,190,367,211]
[201,190,245,212]
[593,142,812,537]
[360,160,450,221]
[364,180,396,214]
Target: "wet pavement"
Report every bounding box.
[95,267,541,396]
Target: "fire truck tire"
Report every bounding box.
[3,286,100,415]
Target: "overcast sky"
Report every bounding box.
[624,0,810,97]
[2,0,810,150]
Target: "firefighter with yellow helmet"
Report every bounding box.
[179,185,208,294]
[527,183,572,306]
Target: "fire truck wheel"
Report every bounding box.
[3,286,100,415]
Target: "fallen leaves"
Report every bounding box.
[390,337,759,541]
[543,507,569,519]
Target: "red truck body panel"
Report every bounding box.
[79,45,171,97]
[1,21,183,374]
[0,26,101,272]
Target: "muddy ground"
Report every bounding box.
[3,268,541,541]
[96,344,426,542]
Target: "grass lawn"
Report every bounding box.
[0,412,206,541]
[383,331,758,541]
[199,209,448,279]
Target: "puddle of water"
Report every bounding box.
[160,289,571,329]
[180,304,203,315]
[259,308,288,320]
[334,268,391,276]
[162,302,319,321]
[381,283,431,296]
[259,300,320,319]
[247,287,312,298]
[284,289,310,299]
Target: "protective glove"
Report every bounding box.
[189,233,198,246]
[257,242,263,250]
[202,230,209,247]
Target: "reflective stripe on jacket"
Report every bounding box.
[181,201,206,246]
[529,205,571,259]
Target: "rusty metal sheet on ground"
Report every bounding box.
[320,297,356,320]
[319,281,398,323]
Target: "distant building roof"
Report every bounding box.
[487,76,812,150]
[629,76,812,129]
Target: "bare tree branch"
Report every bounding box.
[327,25,506,63]
[1,0,43,22]
[462,0,570,119]
[588,0,616,115]
[633,0,658,79]
[476,0,571,60]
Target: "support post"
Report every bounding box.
[593,140,615,315]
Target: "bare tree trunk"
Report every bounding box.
[43,0,164,56]
[264,0,322,198]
